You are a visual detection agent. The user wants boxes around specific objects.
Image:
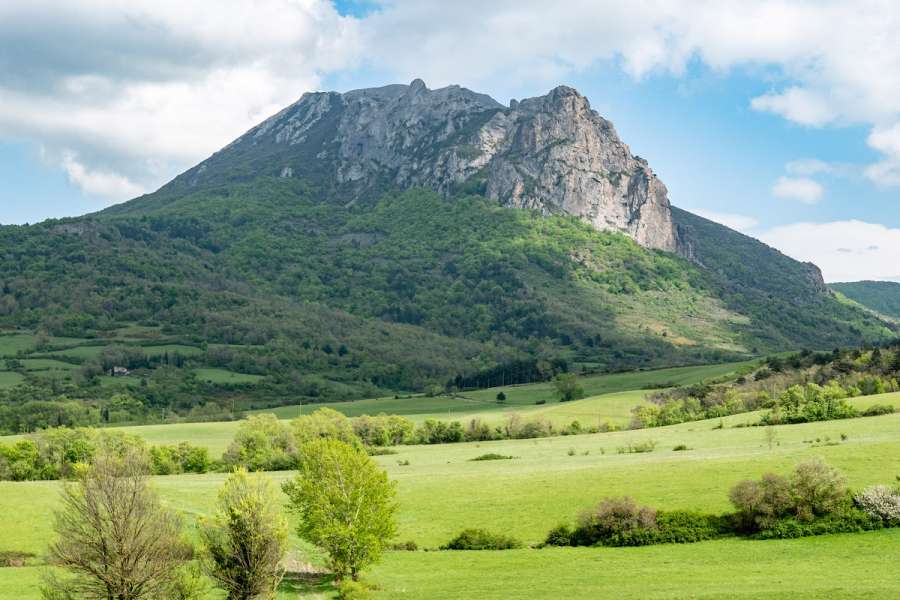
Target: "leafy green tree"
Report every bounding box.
[222,414,297,471]
[200,469,288,600]
[283,439,397,581]
[291,407,361,448]
[552,373,584,402]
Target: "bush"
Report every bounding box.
[790,458,847,521]
[756,504,882,539]
[469,453,514,461]
[573,496,657,546]
[730,460,850,531]
[441,529,522,550]
[655,511,725,543]
[388,540,418,551]
[617,440,657,454]
[729,473,793,531]
[337,579,371,600]
[543,524,573,547]
[672,444,690,451]
[854,485,900,522]
[862,404,895,417]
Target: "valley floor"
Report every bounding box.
[2,399,899,599]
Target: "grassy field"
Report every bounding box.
[2,360,898,598]
[1,405,899,599]
[194,367,265,384]
[0,371,25,389]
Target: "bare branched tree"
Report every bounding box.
[43,451,190,600]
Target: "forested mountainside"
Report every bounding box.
[0,81,892,430]
[830,280,900,320]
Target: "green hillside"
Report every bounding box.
[0,178,893,430]
[830,280,900,319]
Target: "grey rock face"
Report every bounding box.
[178,80,678,251]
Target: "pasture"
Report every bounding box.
[1,406,898,599]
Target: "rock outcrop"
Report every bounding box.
[171,79,678,251]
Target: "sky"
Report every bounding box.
[3,0,900,282]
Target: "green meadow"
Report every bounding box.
[1,402,899,599]
[2,362,898,598]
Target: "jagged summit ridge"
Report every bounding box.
[173,79,677,251]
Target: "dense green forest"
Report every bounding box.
[830,280,900,320]
[0,178,893,431]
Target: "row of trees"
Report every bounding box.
[44,439,396,599]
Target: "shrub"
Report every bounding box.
[862,404,895,417]
[441,529,522,550]
[617,440,657,454]
[552,373,584,402]
[388,540,418,551]
[655,511,725,543]
[366,447,398,456]
[790,458,847,521]
[729,473,793,531]
[543,524,573,547]
[854,485,900,522]
[463,418,496,442]
[496,392,507,403]
[469,453,514,461]
[756,504,882,539]
[672,444,690,451]
[337,579,371,600]
[573,496,657,546]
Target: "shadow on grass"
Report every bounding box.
[280,570,337,596]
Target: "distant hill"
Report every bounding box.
[830,280,900,320]
[0,80,893,429]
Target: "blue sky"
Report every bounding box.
[3,1,900,281]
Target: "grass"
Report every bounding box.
[17,359,79,371]
[0,408,898,599]
[194,368,264,384]
[253,360,756,423]
[1,361,898,599]
[368,531,900,599]
[0,372,25,389]
[1,410,898,599]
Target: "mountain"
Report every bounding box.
[830,281,900,320]
[0,80,893,424]
[111,80,676,251]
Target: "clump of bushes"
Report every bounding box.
[441,528,522,550]
[572,496,658,546]
[854,485,900,523]
[545,460,899,549]
[469,453,514,461]
[149,442,211,475]
[0,427,207,481]
[617,440,657,454]
[862,404,896,417]
[729,458,849,531]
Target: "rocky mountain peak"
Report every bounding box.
[170,79,677,252]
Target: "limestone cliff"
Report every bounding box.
[170,79,678,251]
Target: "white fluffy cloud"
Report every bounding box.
[363,0,900,185]
[759,220,900,282]
[772,176,824,203]
[8,0,900,207]
[0,0,361,203]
